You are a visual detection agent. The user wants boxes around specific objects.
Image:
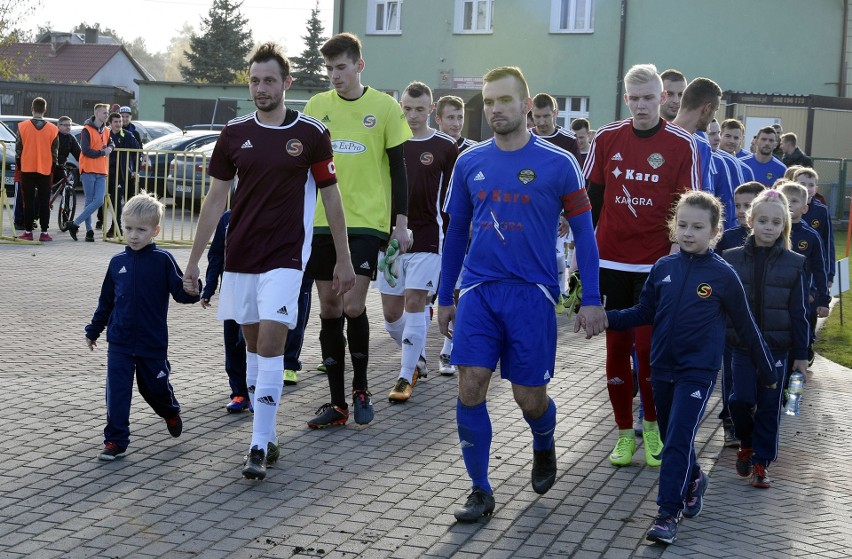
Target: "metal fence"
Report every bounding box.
[1,144,218,247]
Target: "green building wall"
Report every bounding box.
[332,0,844,127]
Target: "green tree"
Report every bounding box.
[0,0,42,78]
[290,0,329,89]
[163,23,195,82]
[180,0,252,84]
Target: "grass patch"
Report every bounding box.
[814,236,852,368]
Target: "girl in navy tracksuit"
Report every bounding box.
[721,188,809,489]
[606,191,775,545]
[85,193,200,460]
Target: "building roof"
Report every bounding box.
[0,42,152,82]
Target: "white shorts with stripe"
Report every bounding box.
[377,252,441,296]
[218,268,302,329]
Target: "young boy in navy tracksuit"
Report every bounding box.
[605,191,775,545]
[202,210,250,413]
[202,210,314,413]
[714,181,765,446]
[86,192,200,460]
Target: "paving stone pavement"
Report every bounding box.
[1,234,851,558]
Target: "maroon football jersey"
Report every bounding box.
[208,110,336,273]
[403,129,458,254]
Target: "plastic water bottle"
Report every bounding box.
[784,372,805,416]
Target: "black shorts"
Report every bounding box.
[307,234,381,281]
[599,268,649,310]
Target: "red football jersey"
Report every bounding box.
[584,119,699,271]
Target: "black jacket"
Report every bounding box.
[722,237,810,359]
[782,147,813,168]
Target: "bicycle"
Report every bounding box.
[49,165,76,232]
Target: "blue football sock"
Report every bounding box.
[457,399,492,493]
[524,397,556,451]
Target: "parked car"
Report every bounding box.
[166,142,236,209]
[183,123,225,131]
[0,122,17,198]
[137,130,221,197]
[131,120,181,144]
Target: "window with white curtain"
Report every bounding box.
[455,0,494,33]
[368,0,402,34]
[550,0,594,33]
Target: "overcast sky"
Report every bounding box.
[26,0,334,55]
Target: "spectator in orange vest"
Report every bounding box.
[15,97,59,242]
[67,103,114,242]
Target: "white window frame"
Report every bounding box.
[556,96,590,128]
[454,0,494,34]
[550,0,594,33]
[367,0,403,35]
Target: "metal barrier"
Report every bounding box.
[100,146,214,248]
[812,158,847,222]
[0,142,39,244]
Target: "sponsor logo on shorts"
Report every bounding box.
[474,171,486,181]
[360,261,371,270]
[517,168,536,184]
[647,153,665,169]
[363,115,377,128]
[690,390,702,399]
[798,240,808,251]
[257,395,276,406]
[286,139,303,156]
[157,371,166,378]
[662,275,671,283]
[611,152,623,161]
[697,283,712,298]
[420,152,434,165]
[607,377,624,385]
[241,140,253,149]
[118,266,127,274]
[460,439,474,448]
[426,280,434,288]
[248,385,255,393]
[543,370,551,380]
[277,306,288,315]
[332,140,367,154]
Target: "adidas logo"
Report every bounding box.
[248,385,255,393]
[402,338,413,346]
[662,275,671,283]
[257,395,276,406]
[543,370,551,380]
[607,377,624,385]
[118,266,127,274]
[474,171,486,181]
[611,152,623,161]
[775,360,783,367]
[277,306,288,315]
[321,115,330,123]
[360,261,371,270]
[426,280,434,287]
[241,139,253,149]
[157,370,166,379]
[460,440,474,449]
[690,390,702,399]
